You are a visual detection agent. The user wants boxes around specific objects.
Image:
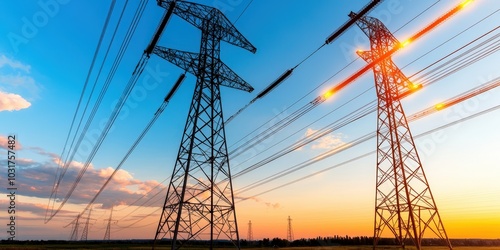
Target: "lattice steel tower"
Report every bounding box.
[350,12,452,249]
[153,0,256,249]
[69,214,80,241]
[247,220,253,241]
[80,208,92,241]
[286,216,294,242]
[103,207,115,241]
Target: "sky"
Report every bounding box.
[0,0,499,242]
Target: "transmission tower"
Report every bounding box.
[286,216,294,242]
[69,214,81,241]
[80,208,93,241]
[104,206,116,241]
[350,12,452,249]
[247,220,253,241]
[153,0,256,249]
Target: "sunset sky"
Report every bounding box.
[0,0,499,241]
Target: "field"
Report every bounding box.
[2,245,500,250]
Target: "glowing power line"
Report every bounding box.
[322,0,474,99]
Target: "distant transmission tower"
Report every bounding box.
[80,208,93,241]
[247,220,253,241]
[286,216,294,242]
[350,12,452,250]
[153,0,256,249]
[69,214,81,241]
[103,206,115,241]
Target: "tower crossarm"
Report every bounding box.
[216,59,254,92]
[153,47,199,74]
[157,0,257,53]
[154,46,254,92]
[349,12,399,50]
[353,11,415,93]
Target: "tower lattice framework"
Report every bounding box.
[80,208,92,241]
[103,207,114,241]
[69,214,80,241]
[351,12,452,249]
[247,220,253,241]
[286,216,294,242]
[153,1,256,249]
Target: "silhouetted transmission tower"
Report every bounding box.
[287,216,294,242]
[69,214,81,241]
[80,208,92,241]
[350,12,452,250]
[103,206,116,241]
[247,220,253,241]
[152,0,256,249]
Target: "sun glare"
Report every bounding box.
[400,39,411,48]
[460,0,473,9]
[435,103,445,110]
[323,89,335,99]
[409,83,422,91]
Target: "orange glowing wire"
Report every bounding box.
[460,0,473,9]
[321,0,472,100]
[400,39,411,48]
[323,89,335,99]
[435,103,445,110]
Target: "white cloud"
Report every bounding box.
[0,91,31,111]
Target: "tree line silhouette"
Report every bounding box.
[241,235,500,247]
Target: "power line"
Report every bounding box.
[75,74,185,219]
[235,75,500,194]
[230,28,500,188]
[234,0,254,24]
[237,104,500,201]
[90,2,496,229]
[48,0,118,221]
[46,0,151,222]
[229,24,498,178]
[225,0,383,123]
[107,99,500,235]
[227,0,456,153]
[108,75,499,231]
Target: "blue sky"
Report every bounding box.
[0,0,499,240]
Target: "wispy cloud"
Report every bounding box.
[303,128,345,150]
[0,55,31,72]
[0,135,23,149]
[0,91,31,111]
[0,54,40,102]
[0,146,166,211]
[235,195,281,209]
